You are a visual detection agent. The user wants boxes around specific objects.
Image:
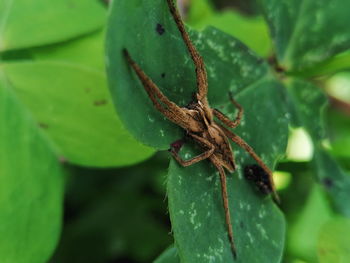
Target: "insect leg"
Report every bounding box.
[170,134,214,166]
[212,161,237,259]
[213,92,243,128]
[166,0,208,102]
[220,125,280,203]
[123,49,188,126]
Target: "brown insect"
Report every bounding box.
[123,0,279,258]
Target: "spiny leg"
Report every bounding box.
[124,49,180,113]
[170,133,215,166]
[213,92,243,128]
[170,144,214,166]
[213,161,237,259]
[166,0,208,102]
[123,49,188,126]
[220,125,280,203]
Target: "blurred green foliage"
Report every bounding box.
[0,0,350,263]
[51,152,171,263]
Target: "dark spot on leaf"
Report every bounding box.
[244,164,273,195]
[240,221,244,229]
[161,73,166,78]
[94,99,108,106]
[85,88,91,93]
[38,122,49,129]
[322,177,333,188]
[156,23,165,35]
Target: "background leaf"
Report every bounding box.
[51,154,171,263]
[312,150,350,217]
[287,185,333,262]
[290,50,350,78]
[2,61,153,167]
[287,79,350,217]
[0,0,106,51]
[326,102,350,159]
[0,77,64,263]
[154,245,179,263]
[317,217,350,263]
[187,0,272,57]
[31,30,106,70]
[260,0,350,71]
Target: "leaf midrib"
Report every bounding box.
[281,0,309,67]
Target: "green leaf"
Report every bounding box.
[106,1,289,262]
[0,77,64,263]
[106,0,270,149]
[53,158,171,263]
[185,0,214,23]
[168,80,287,263]
[287,185,333,262]
[187,0,272,57]
[289,50,350,78]
[31,29,106,71]
[0,0,106,51]
[260,0,350,71]
[287,79,350,216]
[326,106,350,159]
[154,245,180,263]
[2,61,153,167]
[312,150,350,217]
[286,79,327,141]
[317,217,350,263]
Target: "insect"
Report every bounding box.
[123,0,279,258]
[244,164,274,195]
